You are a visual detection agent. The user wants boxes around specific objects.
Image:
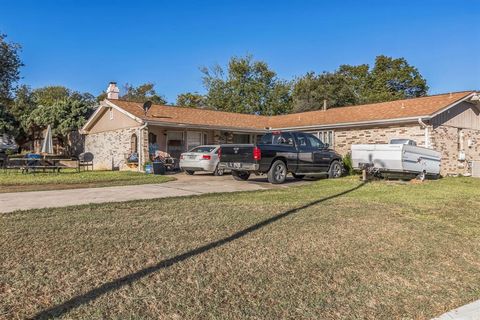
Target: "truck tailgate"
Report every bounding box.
[220,144,255,163]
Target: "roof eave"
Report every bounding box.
[428,92,477,118]
[273,116,431,131]
[146,120,267,133]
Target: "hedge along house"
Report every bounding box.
[81,83,480,176]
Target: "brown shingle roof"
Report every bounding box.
[111,99,269,130]
[268,91,475,128]
[107,91,475,131]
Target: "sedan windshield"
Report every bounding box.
[189,146,216,153]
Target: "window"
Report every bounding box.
[305,134,324,149]
[260,132,293,146]
[296,133,324,149]
[187,131,203,151]
[130,133,138,153]
[233,134,250,144]
[190,146,216,153]
[109,108,114,120]
[317,130,334,146]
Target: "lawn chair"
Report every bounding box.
[78,152,94,172]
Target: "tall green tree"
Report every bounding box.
[9,85,36,143]
[24,86,96,151]
[0,33,23,103]
[0,106,15,134]
[0,33,23,134]
[292,72,357,113]
[292,55,428,112]
[176,92,206,108]
[201,55,292,115]
[366,55,428,103]
[121,83,167,104]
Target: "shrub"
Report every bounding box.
[342,152,354,175]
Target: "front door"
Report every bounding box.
[166,131,184,160]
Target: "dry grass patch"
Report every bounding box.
[0,170,174,193]
[1,177,480,319]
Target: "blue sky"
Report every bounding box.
[1,0,479,103]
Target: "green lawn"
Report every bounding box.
[0,170,174,193]
[1,177,480,319]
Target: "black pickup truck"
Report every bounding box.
[219,131,343,184]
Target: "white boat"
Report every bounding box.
[351,139,441,180]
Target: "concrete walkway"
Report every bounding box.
[433,300,480,319]
[0,174,304,213]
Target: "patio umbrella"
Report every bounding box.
[41,125,54,155]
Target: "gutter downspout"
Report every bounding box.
[418,118,430,149]
[137,122,148,172]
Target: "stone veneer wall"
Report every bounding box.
[333,124,426,155]
[84,127,140,170]
[430,125,480,175]
[332,123,480,176]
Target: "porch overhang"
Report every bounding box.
[145,120,268,133]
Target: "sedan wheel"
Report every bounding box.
[214,165,224,176]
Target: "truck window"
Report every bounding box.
[305,134,324,149]
[297,133,324,149]
[260,133,294,146]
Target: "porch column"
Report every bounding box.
[141,127,149,167]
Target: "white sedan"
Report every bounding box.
[179,145,224,176]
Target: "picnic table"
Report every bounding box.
[4,156,72,173]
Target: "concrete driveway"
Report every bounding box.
[0,172,307,213]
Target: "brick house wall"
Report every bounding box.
[333,124,427,156]
[85,127,140,170]
[430,126,480,175]
[326,123,480,176]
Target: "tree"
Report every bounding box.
[292,72,357,113]
[201,55,292,115]
[0,106,15,134]
[366,55,428,103]
[121,83,167,104]
[8,85,36,142]
[0,33,23,103]
[292,55,428,112]
[25,86,95,152]
[176,92,206,108]
[0,33,23,135]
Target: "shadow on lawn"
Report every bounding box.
[32,181,367,319]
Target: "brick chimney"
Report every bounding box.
[106,82,119,99]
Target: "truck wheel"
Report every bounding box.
[292,173,305,180]
[185,170,195,175]
[268,160,287,184]
[328,160,342,179]
[232,170,250,181]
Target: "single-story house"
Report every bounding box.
[81,83,480,176]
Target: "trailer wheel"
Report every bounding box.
[417,171,426,181]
